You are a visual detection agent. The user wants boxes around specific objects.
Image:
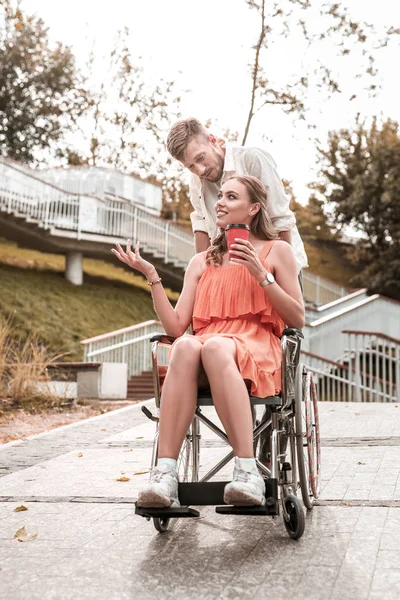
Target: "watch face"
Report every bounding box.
[266,272,275,284]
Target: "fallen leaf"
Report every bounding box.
[135,436,144,439]
[14,526,26,538]
[123,449,134,453]
[13,526,38,542]
[133,471,149,476]
[77,452,83,458]
[354,412,361,416]
[17,533,38,542]
[357,461,366,465]
[14,505,28,512]
[101,428,107,432]
[116,476,130,482]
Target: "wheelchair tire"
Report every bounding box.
[295,363,320,510]
[283,495,305,540]
[153,517,170,533]
[305,371,321,500]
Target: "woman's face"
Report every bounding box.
[214,179,259,229]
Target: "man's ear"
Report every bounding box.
[209,134,217,145]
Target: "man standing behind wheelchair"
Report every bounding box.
[112,175,305,508]
[167,118,308,470]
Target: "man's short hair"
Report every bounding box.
[167,118,209,160]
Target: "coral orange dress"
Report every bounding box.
[190,240,285,397]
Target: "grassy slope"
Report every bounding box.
[0,236,357,362]
[0,238,178,362]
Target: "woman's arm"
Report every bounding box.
[262,241,305,329]
[229,239,305,330]
[112,241,205,337]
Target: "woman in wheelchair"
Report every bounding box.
[112,175,305,509]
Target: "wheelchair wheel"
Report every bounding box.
[283,495,305,539]
[153,516,170,533]
[295,364,321,510]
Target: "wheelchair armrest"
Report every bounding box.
[282,327,304,339]
[150,334,176,345]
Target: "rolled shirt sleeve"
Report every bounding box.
[189,174,208,234]
[243,148,296,232]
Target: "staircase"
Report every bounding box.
[127,371,155,400]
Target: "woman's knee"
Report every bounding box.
[201,337,237,369]
[169,336,202,369]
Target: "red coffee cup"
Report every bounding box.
[226,224,250,258]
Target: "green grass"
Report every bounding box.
[0,238,178,362]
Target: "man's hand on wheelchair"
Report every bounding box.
[111,240,155,278]
[229,238,265,281]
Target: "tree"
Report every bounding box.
[242,0,399,144]
[282,178,337,241]
[75,30,182,178]
[0,0,88,163]
[313,118,400,299]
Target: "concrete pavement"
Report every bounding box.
[1,400,400,600]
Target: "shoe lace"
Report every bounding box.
[234,468,251,483]
[150,469,167,483]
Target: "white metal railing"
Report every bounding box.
[303,295,400,362]
[342,331,400,403]
[305,289,368,323]
[81,320,168,377]
[37,166,163,214]
[0,158,194,267]
[303,330,399,403]
[302,271,348,306]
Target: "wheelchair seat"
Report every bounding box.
[197,389,283,407]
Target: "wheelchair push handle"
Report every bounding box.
[282,327,304,339]
[150,334,176,344]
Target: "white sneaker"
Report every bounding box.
[224,457,266,506]
[136,464,180,508]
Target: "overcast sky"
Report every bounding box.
[21,0,400,203]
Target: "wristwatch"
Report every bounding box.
[259,272,275,288]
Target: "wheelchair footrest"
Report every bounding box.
[215,503,277,516]
[135,505,200,519]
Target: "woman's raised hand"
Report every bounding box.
[229,239,265,282]
[111,240,155,278]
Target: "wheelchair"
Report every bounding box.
[135,328,321,540]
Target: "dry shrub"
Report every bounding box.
[0,318,67,412]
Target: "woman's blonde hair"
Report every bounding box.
[206,175,278,266]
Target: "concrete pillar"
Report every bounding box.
[65,251,83,285]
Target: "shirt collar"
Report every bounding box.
[223,143,235,173]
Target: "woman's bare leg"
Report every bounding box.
[201,337,254,457]
[158,336,203,459]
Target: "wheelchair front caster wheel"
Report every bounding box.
[153,517,170,533]
[283,495,305,540]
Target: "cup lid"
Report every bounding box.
[225,224,250,231]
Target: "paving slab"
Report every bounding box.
[0,401,399,600]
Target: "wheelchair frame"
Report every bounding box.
[136,328,321,540]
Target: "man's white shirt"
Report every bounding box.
[189,144,308,273]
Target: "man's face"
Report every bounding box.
[181,135,225,182]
